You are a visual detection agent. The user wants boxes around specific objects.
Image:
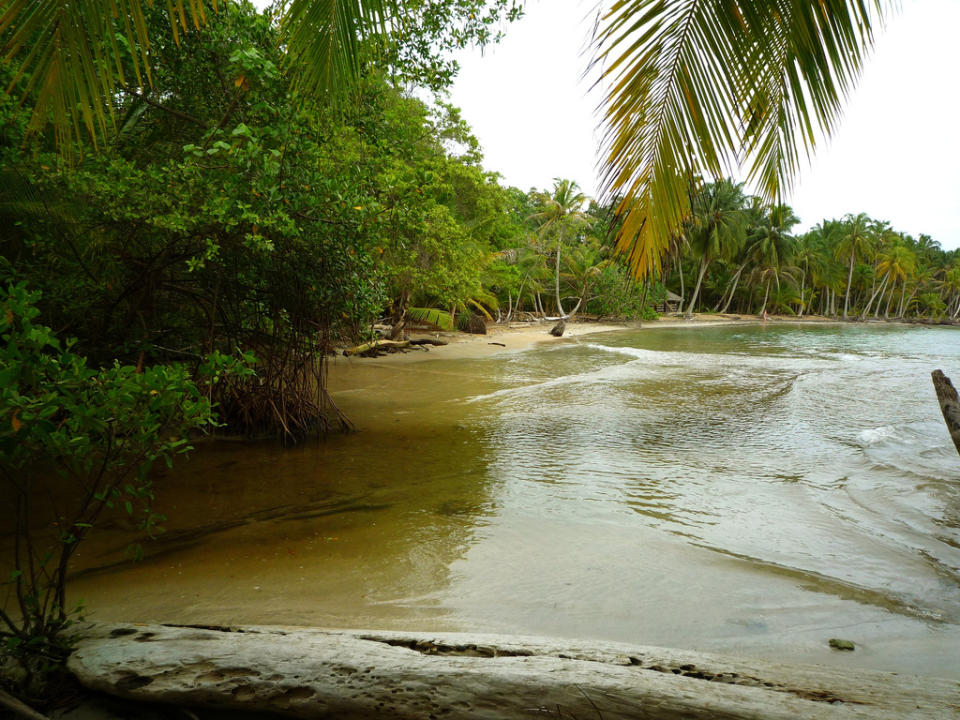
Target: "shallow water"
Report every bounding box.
[64,323,960,676]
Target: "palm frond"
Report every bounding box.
[593,0,891,279]
[0,0,216,152]
[281,0,396,97]
[407,306,454,330]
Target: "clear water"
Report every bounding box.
[65,323,960,676]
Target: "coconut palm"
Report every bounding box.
[682,179,747,318]
[941,265,960,320]
[794,230,825,317]
[529,179,594,317]
[835,213,875,319]
[745,205,799,315]
[874,240,916,319]
[593,1,892,279]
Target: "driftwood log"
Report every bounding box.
[66,624,959,719]
[343,339,410,357]
[932,369,960,456]
[343,338,448,357]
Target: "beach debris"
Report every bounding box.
[550,319,566,337]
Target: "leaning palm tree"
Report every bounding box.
[593,1,892,279]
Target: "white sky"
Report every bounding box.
[448,0,960,251]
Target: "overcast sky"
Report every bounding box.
[448,0,960,251]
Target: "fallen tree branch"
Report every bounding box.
[932,369,960,456]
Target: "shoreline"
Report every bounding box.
[328,312,945,369]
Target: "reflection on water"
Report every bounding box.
[50,323,960,676]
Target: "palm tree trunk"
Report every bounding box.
[759,281,771,315]
[798,267,806,317]
[872,276,889,318]
[554,237,565,317]
[843,254,855,319]
[676,255,686,314]
[685,257,708,319]
[884,287,895,319]
[719,264,746,313]
[861,275,888,319]
[897,282,908,318]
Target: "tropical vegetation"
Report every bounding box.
[2,0,959,708]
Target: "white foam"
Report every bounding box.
[856,426,898,446]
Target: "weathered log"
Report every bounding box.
[342,340,411,357]
[67,624,959,719]
[549,319,565,337]
[932,369,960,456]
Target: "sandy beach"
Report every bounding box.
[328,313,845,369]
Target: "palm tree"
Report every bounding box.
[682,179,747,318]
[593,1,891,279]
[873,240,916,319]
[746,203,799,315]
[529,179,593,317]
[794,229,825,318]
[835,213,875,319]
[561,239,612,320]
[941,265,960,320]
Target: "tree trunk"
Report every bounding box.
[897,281,908,318]
[932,370,960,457]
[390,289,410,340]
[554,235,565,317]
[676,255,685,314]
[759,280,771,315]
[685,257,708,319]
[861,275,888,320]
[67,623,960,720]
[843,254,855,319]
[872,277,890,318]
[798,269,806,317]
[719,264,745,314]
